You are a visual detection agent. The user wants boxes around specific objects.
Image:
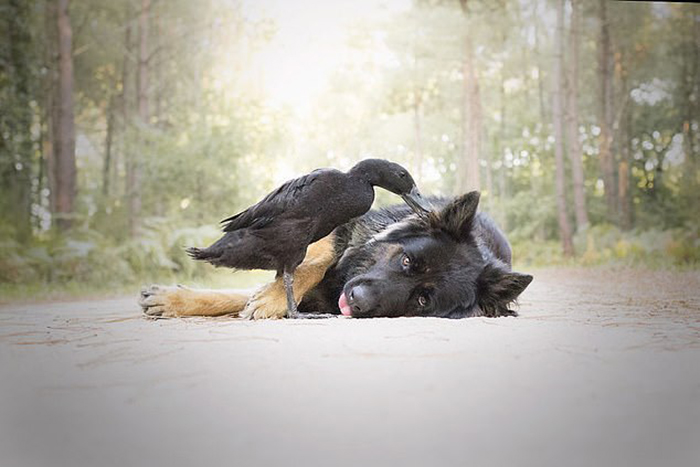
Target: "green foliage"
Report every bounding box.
[0,218,222,287]
[513,223,700,269]
[575,223,700,267]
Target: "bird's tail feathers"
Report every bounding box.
[186,246,212,261]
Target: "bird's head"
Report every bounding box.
[351,159,432,215]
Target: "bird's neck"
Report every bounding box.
[348,161,381,186]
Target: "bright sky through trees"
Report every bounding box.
[240,0,411,114]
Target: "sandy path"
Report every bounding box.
[1,268,699,467]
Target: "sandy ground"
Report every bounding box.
[1,268,699,467]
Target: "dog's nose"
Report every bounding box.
[347,284,371,315]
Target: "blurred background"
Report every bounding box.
[0,0,698,300]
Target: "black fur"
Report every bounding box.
[298,191,533,318]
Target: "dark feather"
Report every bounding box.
[185,247,207,260]
[220,170,321,232]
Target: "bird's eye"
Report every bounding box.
[399,171,407,178]
[401,254,411,268]
[417,295,428,307]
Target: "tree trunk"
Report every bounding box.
[618,158,631,230]
[597,0,617,223]
[138,0,150,130]
[616,50,632,231]
[53,0,77,231]
[44,0,57,219]
[128,0,150,237]
[497,61,508,230]
[455,0,482,194]
[412,99,424,183]
[2,0,34,240]
[458,32,482,193]
[565,0,588,232]
[553,0,575,257]
[681,7,699,201]
[102,93,116,198]
[120,7,133,203]
[154,10,164,125]
[533,0,547,124]
[410,18,424,184]
[496,54,508,226]
[484,143,493,212]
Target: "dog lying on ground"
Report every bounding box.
[139,191,533,319]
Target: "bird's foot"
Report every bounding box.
[286,305,299,319]
[282,271,298,319]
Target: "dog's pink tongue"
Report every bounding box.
[338,292,352,316]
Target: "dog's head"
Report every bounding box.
[338,192,533,318]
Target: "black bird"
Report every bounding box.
[186,159,431,318]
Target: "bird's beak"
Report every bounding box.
[402,186,432,215]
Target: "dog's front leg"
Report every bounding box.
[241,234,337,320]
[140,285,250,318]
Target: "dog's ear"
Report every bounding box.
[476,264,533,317]
[432,191,480,242]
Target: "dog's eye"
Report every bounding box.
[417,295,428,307]
[401,254,411,268]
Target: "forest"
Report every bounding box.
[1,0,698,298]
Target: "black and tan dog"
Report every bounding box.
[139,191,532,319]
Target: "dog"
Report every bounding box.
[139,191,532,319]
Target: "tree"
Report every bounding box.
[53,0,77,231]
[533,0,548,125]
[0,0,35,240]
[456,0,482,193]
[552,0,575,256]
[565,0,588,231]
[616,48,632,231]
[127,0,150,237]
[411,41,425,183]
[597,0,617,223]
[678,6,700,218]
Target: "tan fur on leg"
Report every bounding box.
[140,284,250,318]
[241,234,337,319]
[140,234,336,319]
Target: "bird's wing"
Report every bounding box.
[220,169,326,232]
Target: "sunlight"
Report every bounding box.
[239,0,410,115]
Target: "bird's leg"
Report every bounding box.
[282,270,298,319]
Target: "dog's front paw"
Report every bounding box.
[240,283,289,320]
[139,284,189,318]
